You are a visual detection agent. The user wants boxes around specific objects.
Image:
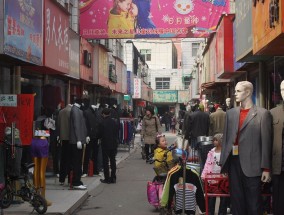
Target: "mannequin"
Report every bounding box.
[69,99,88,189]
[225,98,232,111]
[58,104,72,185]
[220,81,272,215]
[31,131,52,206]
[270,80,284,215]
[182,104,192,137]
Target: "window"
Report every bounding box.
[140,49,151,61]
[192,43,200,57]
[183,77,191,89]
[156,77,170,89]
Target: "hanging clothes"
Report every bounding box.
[163,165,205,215]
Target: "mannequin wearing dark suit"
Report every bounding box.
[220,81,272,215]
[69,100,87,189]
[58,104,72,184]
[270,80,284,215]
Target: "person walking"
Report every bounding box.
[141,106,162,162]
[98,108,119,184]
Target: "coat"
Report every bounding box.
[69,105,87,145]
[209,108,226,136]
[270,104,284,175]
[185,110,209,139]
[97,116,119,150]
[58,105,72,141]
[220,105,272,177]
[84,107,99,139]
[141,115,162,145]
[201,148,220,180]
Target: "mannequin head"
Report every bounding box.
[281,80,284,101]
[234,81,253,103]
[225,98,231,107]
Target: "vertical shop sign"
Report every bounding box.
[1,95,34,145]
[4,0,43,65]
[45,0,70,74]
[133,78,141,99]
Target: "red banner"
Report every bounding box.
[0,95,34,145]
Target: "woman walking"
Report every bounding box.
[141,106,162,162]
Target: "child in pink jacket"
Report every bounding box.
[201,133,228,215]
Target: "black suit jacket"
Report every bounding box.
[185,110,209,139]
[98,116,119,150]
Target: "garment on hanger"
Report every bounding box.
[165,165,205,214]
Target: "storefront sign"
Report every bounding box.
[1,95,34,145]
[0,95,17,107]
[178,91,189,103]
[235,0,252,61]
[69,29,80,79]
[124,95,131,101]
[127,71,134,95]
[79,0,230,39]
[153,90,177,103]
[44,0,70,73]
[133,78,142,99]
[136,100,146,107]
[3,0,43,65]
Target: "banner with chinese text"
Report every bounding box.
[4,0,43,65]
[80,0,230,39]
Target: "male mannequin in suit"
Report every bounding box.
[220,81,272,215]
[270,80,284,215]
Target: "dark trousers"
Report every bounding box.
[50,130,61,174]
[208,197,229,215]
[273,172,284,215]
[165,123,170,131]
[70,143,83,186]
[228,156,262,215]
[102,148,117,181]
[92,139,100,174]
[144,144,154,160]
[59,140,71,183]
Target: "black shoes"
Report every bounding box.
[100,179,110,184]
[110,178,116,184]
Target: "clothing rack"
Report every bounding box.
[118,118,135,151]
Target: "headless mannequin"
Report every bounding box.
[270,80,284,215]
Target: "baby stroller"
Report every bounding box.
[147,146,175,210]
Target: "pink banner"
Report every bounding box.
[79,0,230,39]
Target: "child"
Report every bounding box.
[201,133,228,215]
[107,0,138,38]
[153,135,175,175]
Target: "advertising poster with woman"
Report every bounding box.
[79,0,230,39]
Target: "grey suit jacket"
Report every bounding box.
[58,105,72,141]
[220,105,272,177]
[270,105,284,175]
[69,105,87,145]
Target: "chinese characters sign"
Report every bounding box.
[4,0,43,65]
[0,95,34,145]
[153,90,178,103]
[45,0,70,73]
[133,78,141,99]
[79,0,230,39]
[0,95,17,107]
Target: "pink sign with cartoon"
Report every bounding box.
[79,0,230,39]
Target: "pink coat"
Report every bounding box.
[201,147,219,180]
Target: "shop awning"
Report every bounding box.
[201,81,230,90]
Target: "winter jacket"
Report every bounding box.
[84,107,99,139]
[141,115,162,145]
[201,147,221,180]
[98,116,119,150]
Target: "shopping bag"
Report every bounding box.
[147,181,163,207]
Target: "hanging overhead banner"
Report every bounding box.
[79,0,231,39]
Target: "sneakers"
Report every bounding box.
[73,185,87,190]
[81,174,87,178]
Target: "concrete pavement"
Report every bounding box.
[3,139,139,215]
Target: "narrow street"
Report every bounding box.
[74,133,178,215]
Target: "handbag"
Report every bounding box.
[147,181,163,206]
